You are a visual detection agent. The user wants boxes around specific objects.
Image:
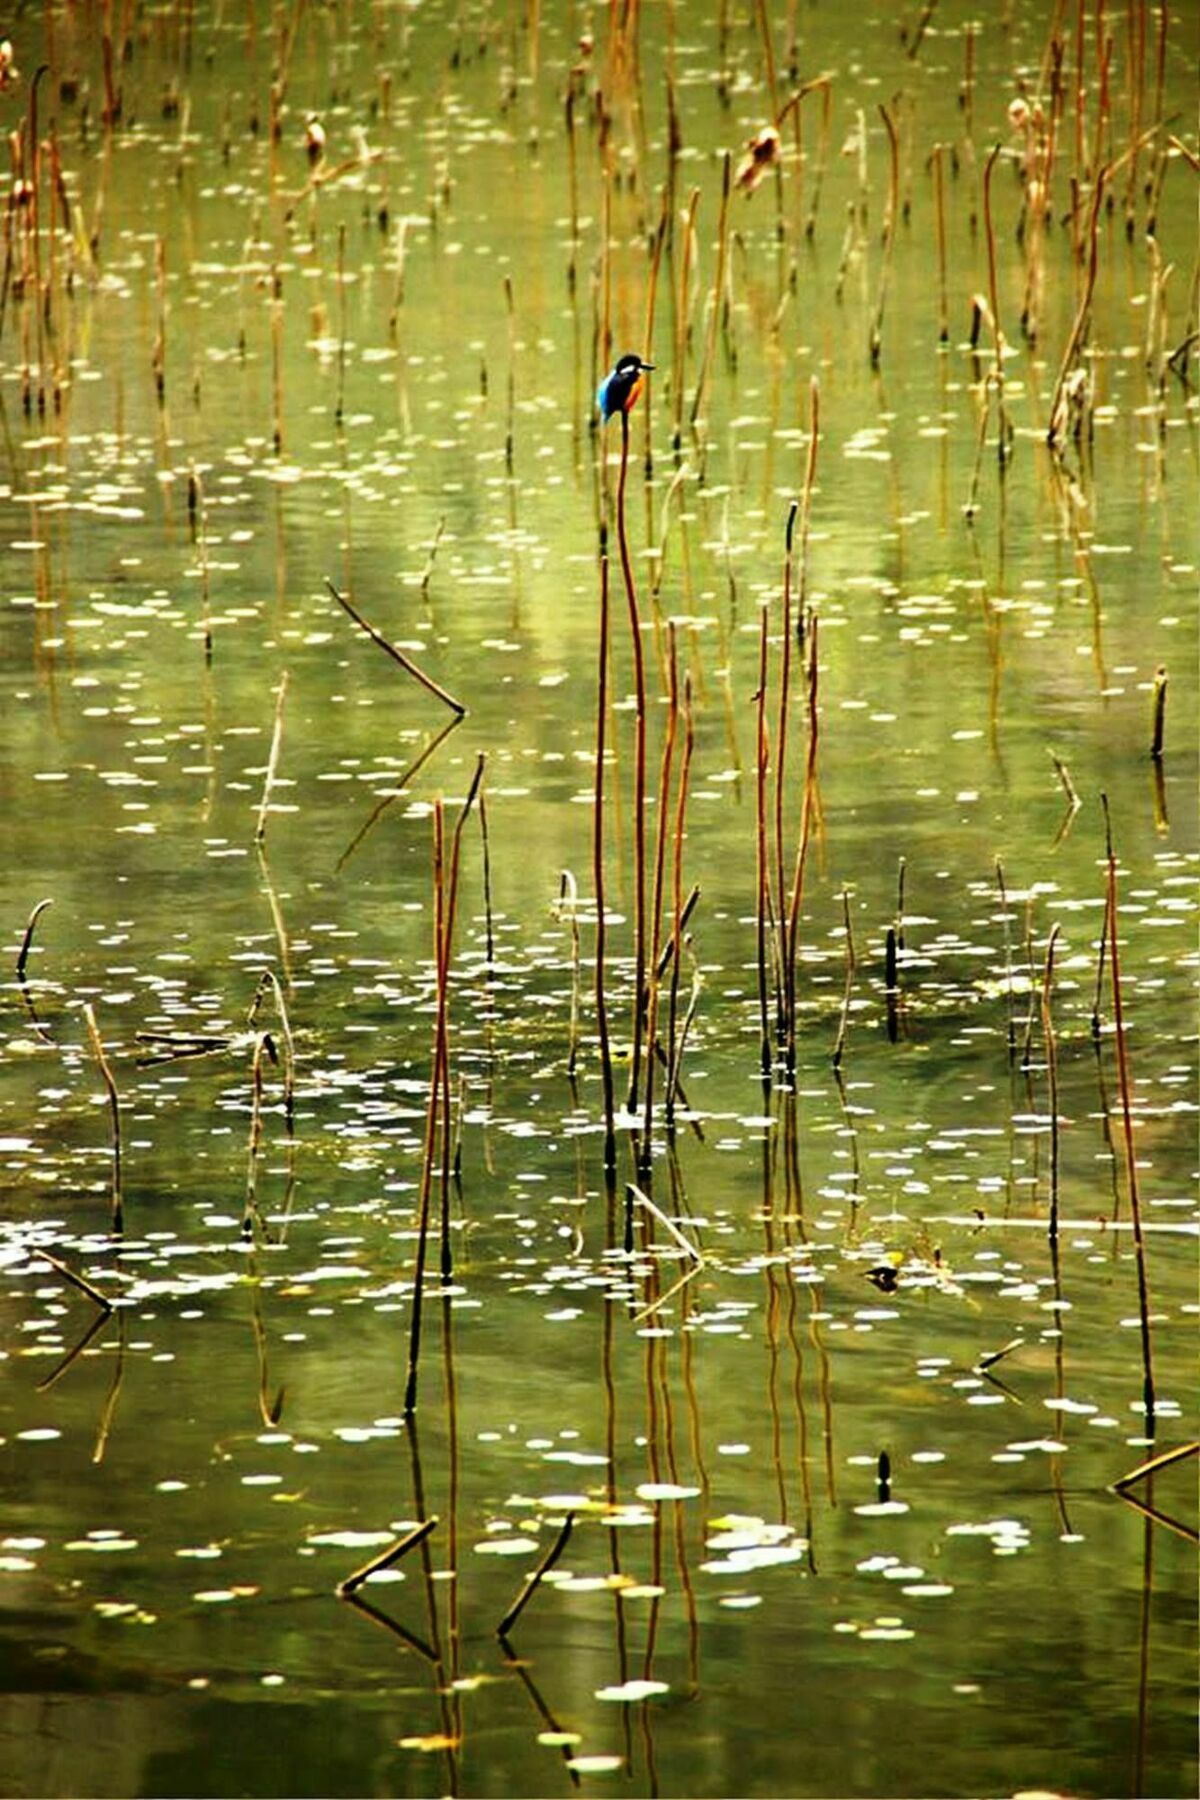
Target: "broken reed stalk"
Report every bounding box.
[559,871,582,1078]
[594,549,617,1173]
[325,578,466,716]
[1051,750,1081,812]
[641,625,680,1169]
[626,1181,703,1263]
[831,887,855,1070]
[496,1511,575,1638]
[254,669,289,844]
[34,1246,113,1312]
[869,102,900,368]
[337,1517,439,1597]
[82,1002,122,1233]
[1114,1441,1199,1493]
[1102,796,1156,1429]
[1151,669,1165,766]
[617,404,650,1116]
[16,897,53,982]
[1041,923,1062,1244]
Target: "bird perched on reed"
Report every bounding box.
[597,353,654,421]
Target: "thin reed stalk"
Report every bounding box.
[981,142,1011,464]
[83,1003,122,1232]
[641,626,680,1168]
[869,103,900,367]
[754,590,772,1077]
[930,143,949,342]
[248,968,295,1133]
[1149,665,1167,759]
[831,887,855,1070]
[16,897,53,982]
[1041,924,1062,1243]
[436,756,486,1276]
[559,872,582,1079]
[594,549,617,1172]
[1102,796,1156,1429]
[617,405,650,1114]
[405,804,446,1418]
[665,683,694,1131]
[784,617,820,1073]
[690,152,731,430]
[254,670,289,845]
[772,500,799,1054]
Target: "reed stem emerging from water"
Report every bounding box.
[617,405,649,1117]
[83,1002,122,1233]
[594,549,617,1172]
[1102,796,1156,1431]
[1041,923,1062,1244]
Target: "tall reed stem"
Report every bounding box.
[617,406,649,1114]
[1041,924,1062,1243]
[594,549,617,1171]
[1102,798,1156,1431]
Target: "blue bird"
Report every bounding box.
[597,352,654,421]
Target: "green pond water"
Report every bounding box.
[1,2,1196,1796]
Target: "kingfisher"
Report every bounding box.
[597,352,654,421]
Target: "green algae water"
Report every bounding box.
[1,3,1196,1796]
